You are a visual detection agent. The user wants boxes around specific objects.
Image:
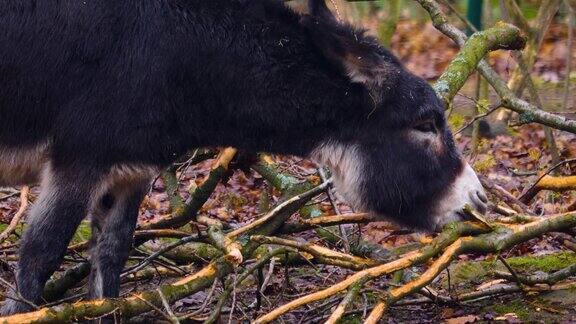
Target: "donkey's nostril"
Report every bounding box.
[469,191,488,214]
[476,190,488,203]
[475,201,487,214]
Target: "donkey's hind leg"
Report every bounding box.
[0,165,102,315]
[88,177,149,300]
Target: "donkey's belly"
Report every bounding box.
[0,143,48,186]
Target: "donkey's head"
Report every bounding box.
[304,0,487,230]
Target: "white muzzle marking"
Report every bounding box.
[433,162,486,229]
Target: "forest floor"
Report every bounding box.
[1,19,575,323]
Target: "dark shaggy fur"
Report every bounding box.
[0,0,485,316]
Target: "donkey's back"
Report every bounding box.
[0,0,205,179]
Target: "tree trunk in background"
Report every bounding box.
[466,0,483,36]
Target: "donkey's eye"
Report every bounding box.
[413,121,436,134]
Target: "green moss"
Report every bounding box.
[449,258,497,286]
[0,222,25,241]
[507,252,576,273]
[2,220,91,244]
[484,296,573,322]
[448,252,576,286]
[71,221,92,244]
[506,127,520,137]
[476,98,491,113]
[163,242,222,264]
[488,299,531,321]
[448,113,465,130]
[338,313,362,324]
[473,155,496,173]
[363,291,378,304]
[519,112,537,124]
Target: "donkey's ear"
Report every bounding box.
[330,37,390,85]
[303,0,397,85]
[301,15,390,85]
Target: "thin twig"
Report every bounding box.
[157,288,181,324]
[121,235,203,278]
[497,254,525,290]
[0,186,30,244]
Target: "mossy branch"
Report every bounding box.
[494,263,576,286]
[139,147,237,230]
[325,275,369,324]
[433,22,526,107]
[279,213,375,234]
[207,225,243,266]
[417,0,576,134]
[251,235,378,270]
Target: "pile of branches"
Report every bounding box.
[1,0,575,323]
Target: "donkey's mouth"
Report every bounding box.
[433,199,489,232]
[447,197,489,228]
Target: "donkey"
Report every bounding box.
[0,0,487,316]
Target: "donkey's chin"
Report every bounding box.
[431,162,488,231]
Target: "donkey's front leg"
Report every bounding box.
[0,166,101,316]
[88,179,148,300]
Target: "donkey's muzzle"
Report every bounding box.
[433,162,487,230]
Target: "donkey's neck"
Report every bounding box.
[177,0,367,157]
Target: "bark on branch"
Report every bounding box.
[519,175,576,203]
[434,22,526,107]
